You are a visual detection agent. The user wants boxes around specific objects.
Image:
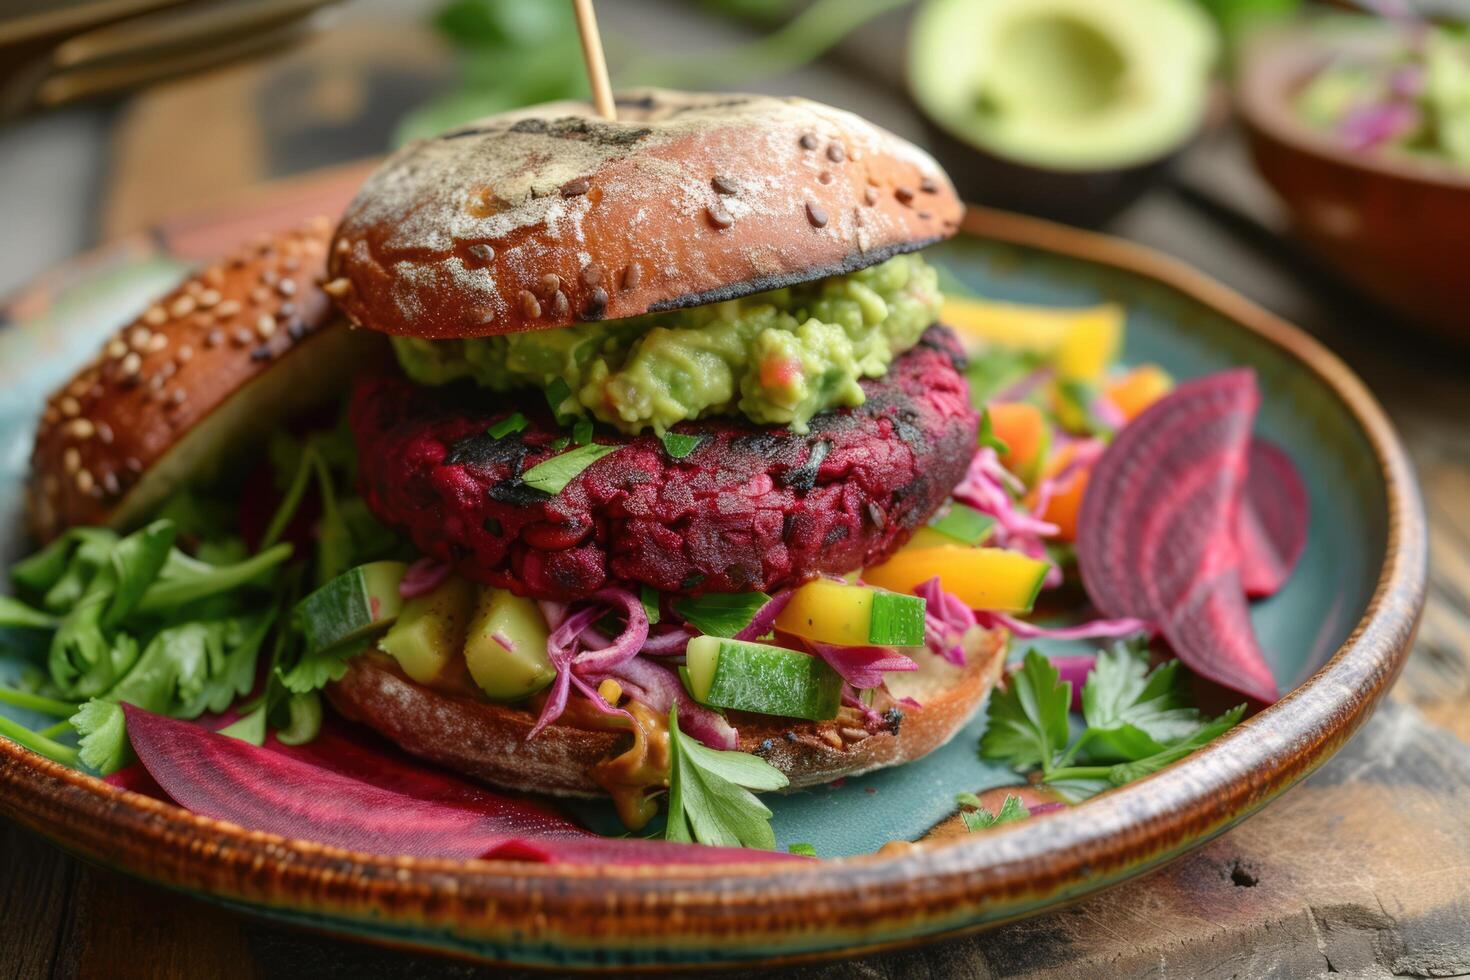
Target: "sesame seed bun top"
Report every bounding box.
[326,89,964,340]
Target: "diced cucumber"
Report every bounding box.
[774,579,927,647]
[379,576,478,684]
[684,636,842,721]
[464,587,555,702]
[294,561,407,655]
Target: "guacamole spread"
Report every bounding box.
[392,253,942,434]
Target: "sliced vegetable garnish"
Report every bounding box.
[864,546,1050,614]
[463,587,555,701]
[659,431,704,459]
[684,635,843,721]
[380,576,477,684]
[977,407,1010,455]
[640,584,661,625]
[673,591,771,638]
[544,377,575,424]
[774,579,926,647]
[486,412,527,439]
[1076,369,1279,704]
[986,402,1049,484]
[521,443,621,495]
[926,502,996,546]
[1236,439,1309,599]
[124,706,801,863]
[572,418,594,446]
[293,561,406,657]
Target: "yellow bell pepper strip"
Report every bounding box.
[774,579,927,647]
[1105,364,1174,422]
[942,297,1124,383]
[862,546,1051,613]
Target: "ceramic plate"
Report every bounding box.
[0,205,1426,969]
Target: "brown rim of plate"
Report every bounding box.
[1238,26,1470,192]
[0,205,1428,967]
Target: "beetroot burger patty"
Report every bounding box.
[352,325,977,600]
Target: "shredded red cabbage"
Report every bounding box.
[953,448,1060,551]
[597,656,738,750]
[1028,801,1068,815]
[976,611,1154,642]
[734,589,793,641]
[529,589,650,739]
[809,642,917,689]
[640,625,693,656]
[915,576,975,667]
[398,558,452,599]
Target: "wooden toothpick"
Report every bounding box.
[572,0,617,122]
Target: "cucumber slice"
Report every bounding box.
[294,561,407,655]
[464,587,556,702]
[774,579,927,647]
[379,576,478,684]
[684,636,842,721]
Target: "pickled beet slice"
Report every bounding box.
[1076,370,1279,704]
[122,706,801,865]
[1237,439,1309,599]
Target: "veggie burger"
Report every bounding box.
[26,91,1014,833]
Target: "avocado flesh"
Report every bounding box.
[464,587,556,702]
[910,0,1217,170]
[379,576,478,684]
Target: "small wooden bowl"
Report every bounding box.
[1238,26,1470,342]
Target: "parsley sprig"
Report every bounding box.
[956,792,1029,832]
[664,704,788,849]
[980,641,1245,800]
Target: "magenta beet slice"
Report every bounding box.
[123,706,802,865]
[1237,439,1309,599]
[1076,369,1279,704]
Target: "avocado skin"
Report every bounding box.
[921,115,1188,227]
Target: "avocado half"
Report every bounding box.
[908,0,1218,225]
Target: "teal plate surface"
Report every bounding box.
[0,211,1423,968]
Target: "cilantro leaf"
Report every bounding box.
[978,408,1010,455]
[1104,705,1246,786]
[572,418,594,446]
[665,704,787,849]
[133,544,292,615]
[1080,639,1206,762]
[544,377,575,424]
[640,584,661,626]
[0,595,57,630]
[788,842,817,857]
[10,527,115,605]
[73,699,128,773]
[979,649,1071,772]
[929,503,996,546]
[957,792,1029,832]
[659,431,704,459]
[278,638,370,694]
[102,521,178,628]
[521,443,621,495]
[487,412,527,439]
[672,592,771,638]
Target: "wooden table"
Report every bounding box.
[4,3,1470,976]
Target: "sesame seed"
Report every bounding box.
[96,422,113,445]
[583,287,609,318]
[560,177,591,197]
[158,360,177,380]
[75,470,94,495]
[198,289,221,308]
[550,290,570,318]
[215,299,241,318]
[706,205,734,229]
[130,327,152,350]
[322,278,352,298]
[68,419,94,439]
[538,273,561,298]
[121,352,142,376]
[920,176,939,194]
[581,264,604,288]
[167,389,186,407]
[106,339,128,360]
[466,243,495,265]
[59,397,80,417]
[863,186,878,206]
[826,142,846,163]
[63,448,80,474]
[256,314,276,338]
[805,201,828,228]
[334,238,351,255]
[102,471,120,496]
[917,210,932,220]
[895,186,916,205]
[818,171,834,185]
[125,457,143,474]
[143,306,167,326]
[251,345,273,362]
[203,266,225,287]
[283,256,301,272]
[621,262,642,290]
[260,269,279,287]
[147,333,168,353]
[177,345,193,362]
[205,329,224,349]
[799,132,819,150]
[518,290,541,318]
[250,286,271,304]
[278,302,295,319]
[278,279,297,297]
[170,295,197,318]
[185,281,204,297]
[711,175,738,196]
[149,373,166,392]
[191,312,214,328]
[287,321,306,341]
[232,328,253,347]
